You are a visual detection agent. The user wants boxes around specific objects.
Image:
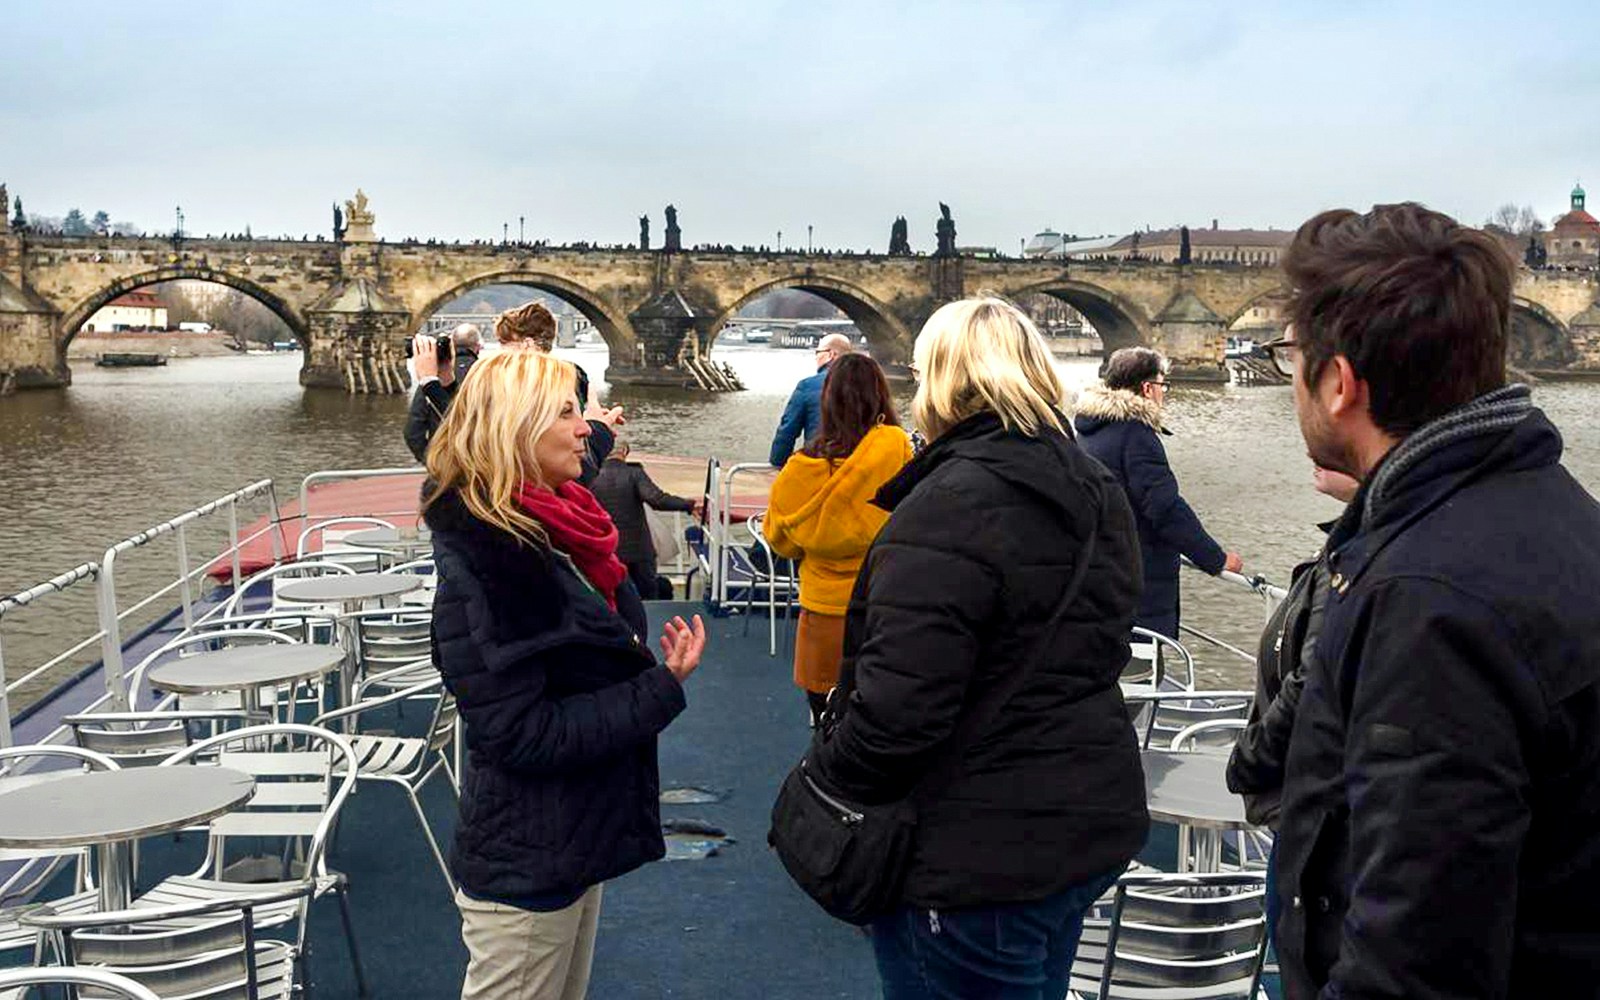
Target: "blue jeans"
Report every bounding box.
[870,869,1122,1000]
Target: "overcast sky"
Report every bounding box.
[4,1,1597,252]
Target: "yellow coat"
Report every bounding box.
[763,424,913,616]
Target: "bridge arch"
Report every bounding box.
[1007,279,1150,357]
[1223,284,1292,330]
[1509,297,1574,372]
[708,275,912,362]
[60,267,311,359]
[408,271,634,358]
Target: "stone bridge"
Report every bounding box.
[3,230,1597,392]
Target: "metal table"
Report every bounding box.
[341,527,433,563]
[147,644,345,717]
[1143,749,1251,872]
[0,767,255,910]
[276,575,423,712]
[274,574,422,611]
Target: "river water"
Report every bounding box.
[5,345,1600,707]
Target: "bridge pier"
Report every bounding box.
[303,278,410,393]
[607,290,705,389]
[1150,290,1228,383]
[0,274,67,389]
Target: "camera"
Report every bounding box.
[405,334,454,363]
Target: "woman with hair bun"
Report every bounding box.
[494,300,622,486]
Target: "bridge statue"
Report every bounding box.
[1178,226,1192,265]
[664,205,681,253]
[11,195,23,232]
[0,185,6,234]
[935,203,957,258]
[332,203,344,242]
[888,216,911,255]
[639,214,650,250]
[1526,234,1547,269]
[342,189,376,242]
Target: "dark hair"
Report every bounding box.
[1102,346,1166,391]
[805,353,898,461]
[1283,202,1510,435]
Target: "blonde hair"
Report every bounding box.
[495,301,557,351]
[911,296,1066,439]
[424,350,578,545]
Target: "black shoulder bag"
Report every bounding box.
[768,510,1100,924]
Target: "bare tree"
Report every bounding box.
[1486,203,1545,236]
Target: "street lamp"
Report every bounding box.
[502,222,509,244]
[519,216,525,244]
[777,229,782,252]
[808,224,813,254]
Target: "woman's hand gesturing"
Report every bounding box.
[659,615,708,684]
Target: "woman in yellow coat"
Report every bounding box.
[765,353,912,725]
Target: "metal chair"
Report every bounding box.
[217,559,357,623]
[295,517,396,573]
[312,678,460,892]
[741,512,798,657]
[20,883,315,1000]
[338,608,433,697]
[0,745,118,961]
[64,709,268,771]
[139,724,367,996]
[0,966,163,1000]
[1070,871,1270,999]
[1142,690,1252,752]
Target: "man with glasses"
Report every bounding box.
[1271,202,1600,998]
[1074,346,1242,641]
[769,332,853,468]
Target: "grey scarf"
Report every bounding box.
[1363,384,1534,523]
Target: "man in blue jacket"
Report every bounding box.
[1271,202,1600,998]
[768,333,852,468]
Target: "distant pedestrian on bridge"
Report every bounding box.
[403,322,482,462]
[769,332,853,468]
[1074,346,1242,639]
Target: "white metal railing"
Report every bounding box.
[1177,561,1288,666]
[711,460,777,609]
[1,480,285,748]
[0,563,101,748]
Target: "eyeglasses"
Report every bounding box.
[1143,378,1170,389]
[1259,337,1301,378]
[909,362,922,383]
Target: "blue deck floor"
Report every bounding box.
[10,599,1275,998]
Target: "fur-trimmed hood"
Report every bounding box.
[1072,384,1165,434]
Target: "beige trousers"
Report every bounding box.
[457,885,603,1000]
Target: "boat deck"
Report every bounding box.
[7,598,1277,998]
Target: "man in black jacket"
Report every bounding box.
[590,441,698,599]
[403,324,481,462]
[1270,202,1600,998]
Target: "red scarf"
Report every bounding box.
[514,481,628,610]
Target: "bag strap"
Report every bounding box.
[908,496,1102,803]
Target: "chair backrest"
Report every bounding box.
[427,687,459,757]
[182,610,333,645]
[0,745,118,901]
[1072,872,1269,999]
[219,559,357,620]
[1169,719,1248,753]
[1145,693,1252,751]
[160,724,357,878]
[347,608,433,676]
[1127,628,1195,691]
[295,516,396,571]
[26,886,311,1000]
[0,966,162,1000]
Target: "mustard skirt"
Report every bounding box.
[793,609,846,695]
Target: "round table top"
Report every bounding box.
[342,527,432,552]
[147,643,345,694]
[1142,749,1249,830]
[276,574,422,605]
[0,767,256,848]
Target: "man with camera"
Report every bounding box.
[404,323,483,462]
